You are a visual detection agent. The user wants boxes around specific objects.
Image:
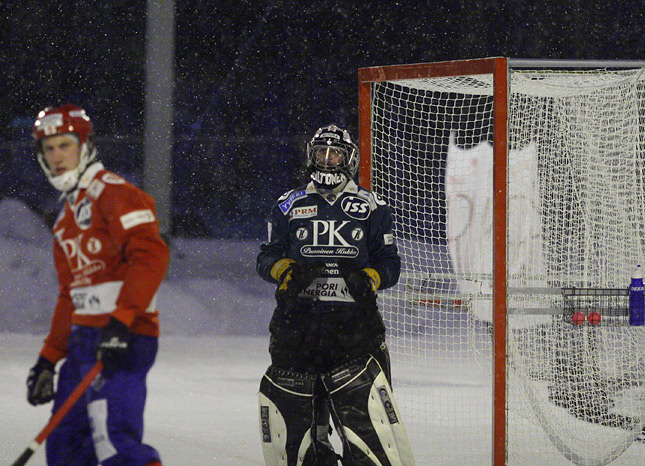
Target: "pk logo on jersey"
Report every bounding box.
[55,231,106,281]
[341,196,371,220]
[300,220,359,258]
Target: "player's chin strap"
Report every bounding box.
[321,355,416,466]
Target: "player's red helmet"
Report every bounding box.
[33,104,97,192]
[33,104,93,146]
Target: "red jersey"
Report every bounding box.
[40,162,169,363]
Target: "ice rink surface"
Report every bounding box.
[5,332,645,466]
[1,333,271,466]
[3,199,645,465]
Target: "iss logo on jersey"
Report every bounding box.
[341,196,371,220]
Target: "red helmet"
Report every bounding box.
[33,104,93,146]
[33,104,97,192]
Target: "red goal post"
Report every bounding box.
[357,58,645,466]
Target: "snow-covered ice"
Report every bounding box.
[3,198,645,465]
[1,334,270,465]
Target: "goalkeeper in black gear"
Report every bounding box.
[256,124,416,466]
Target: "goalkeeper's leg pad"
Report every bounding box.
[321,355,416,466]
[259,365,316,466]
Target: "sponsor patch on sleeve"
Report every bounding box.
[278,190,307,214]
[120,209,155,230]
[87,179,105,199]
[383,233,394,245]
[102,173,126,185]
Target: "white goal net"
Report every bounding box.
[360,59,645,465]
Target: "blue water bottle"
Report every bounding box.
[629,265,645,326]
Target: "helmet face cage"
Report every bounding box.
[306,124,359,180]
[33,104,97,192]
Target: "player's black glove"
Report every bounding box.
[271,259,325,316]
[338,260,380,309]
[96,317,131,372]
[339,261,386,332]
[27,356,56,406]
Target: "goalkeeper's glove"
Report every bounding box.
[271,258,296,290]
[339,260,381,308]
[271,258,325,315]
[27,356,56,406]
[339,261,385,332]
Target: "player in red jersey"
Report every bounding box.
[25,104,169,466]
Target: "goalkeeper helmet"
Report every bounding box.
[33,104,97,192]
[306,124,359,189]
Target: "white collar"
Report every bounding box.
[78,162,105,189]
[64,162,105,204]
[306,179,358,195]
[306,179,359,204]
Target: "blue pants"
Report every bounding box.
[46,326,161,466]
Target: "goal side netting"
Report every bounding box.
[358,58,645,466]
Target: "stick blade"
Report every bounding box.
[10,444,37,466]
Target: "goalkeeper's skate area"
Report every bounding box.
[3,332,645,466]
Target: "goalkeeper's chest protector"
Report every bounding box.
[260,180,399,305]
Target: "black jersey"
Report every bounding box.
[257,180,400,307]
[257,180,401,369]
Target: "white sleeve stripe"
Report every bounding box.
[120,209,155,230]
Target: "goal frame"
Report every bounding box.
[357,57,645,466]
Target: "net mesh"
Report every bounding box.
[369,65,645,465]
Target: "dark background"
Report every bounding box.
[0,0,643,239]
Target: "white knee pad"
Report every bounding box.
[322,356,416,466]
[258,366,316,466]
